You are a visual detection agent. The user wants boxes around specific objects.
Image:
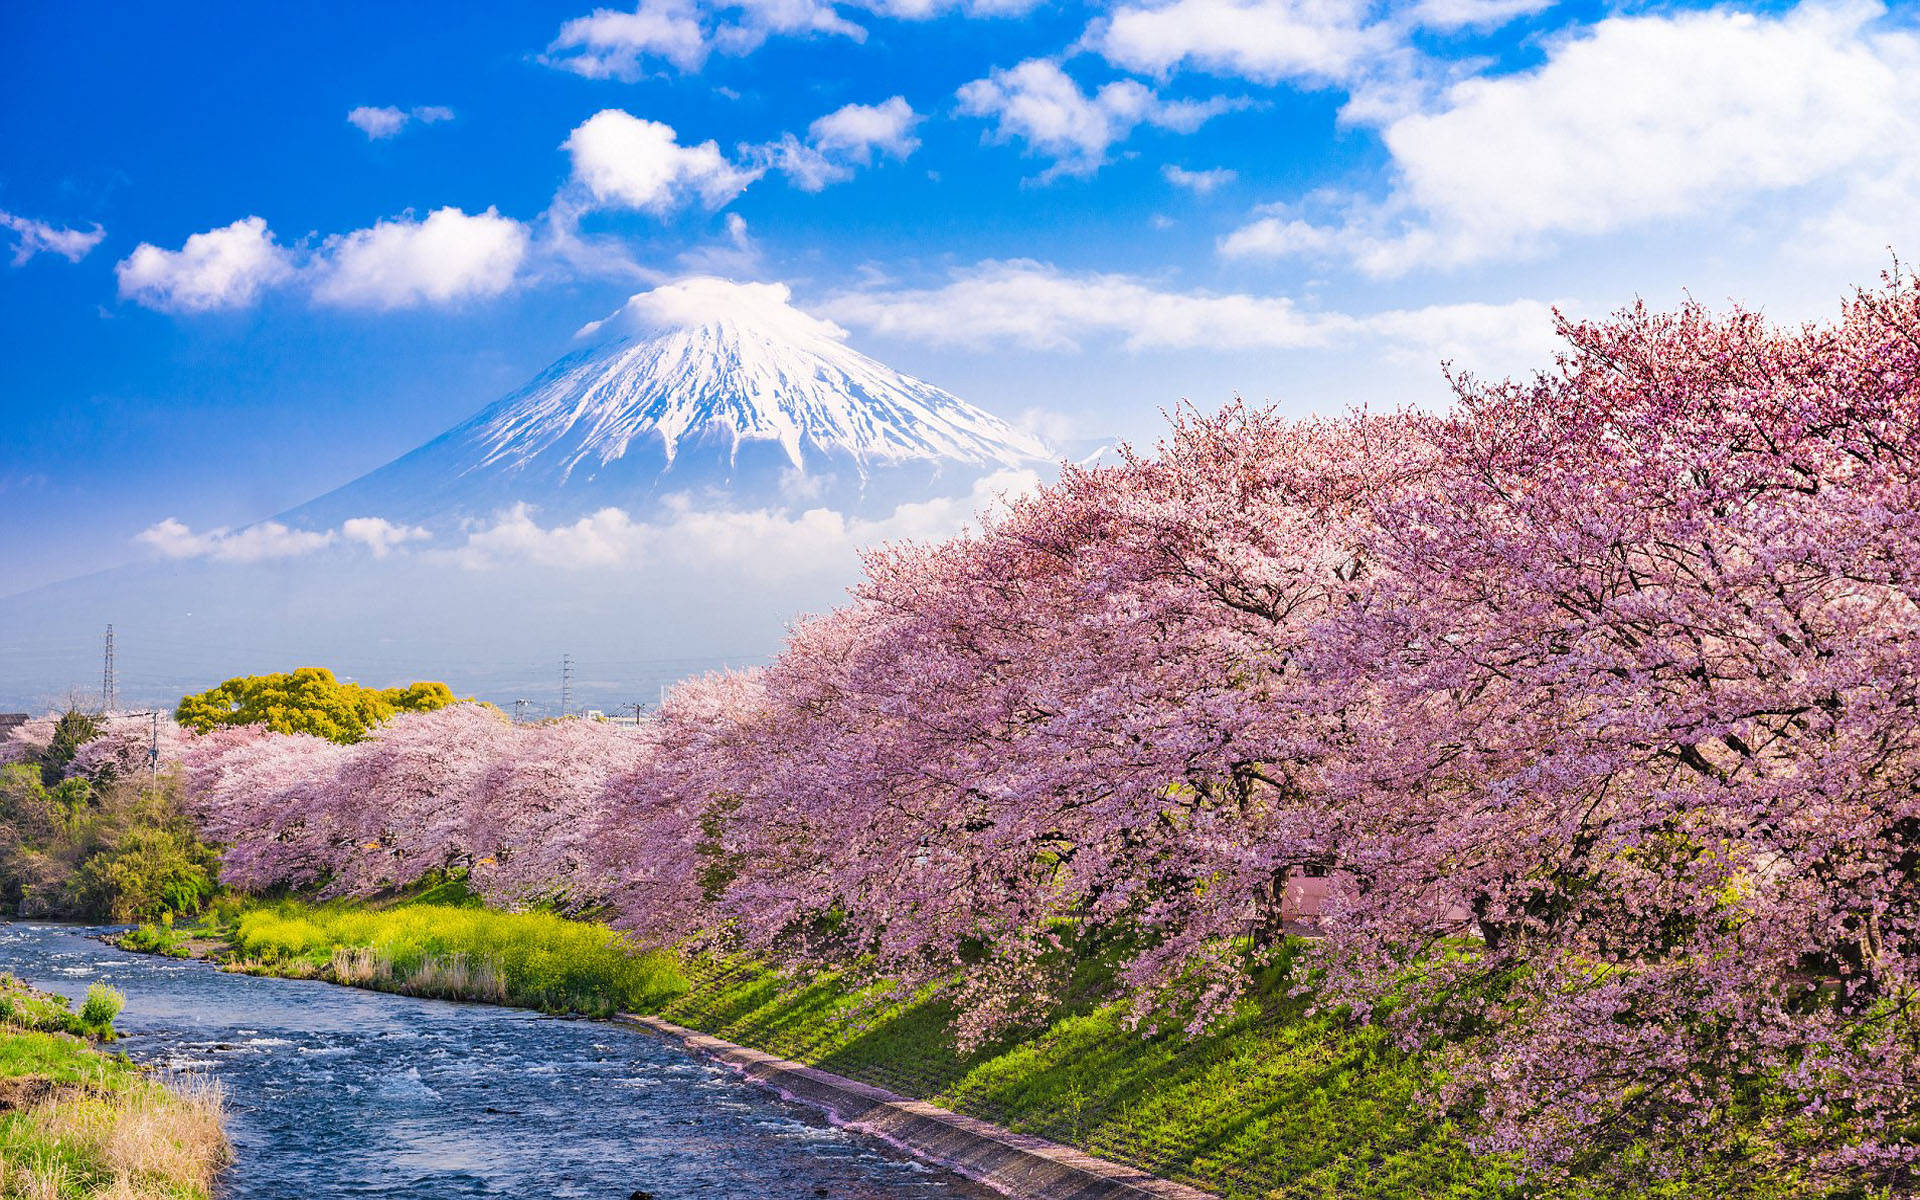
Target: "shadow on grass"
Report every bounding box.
[659,948,1503,1200]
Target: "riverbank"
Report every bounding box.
[622,1013,1216,1200]
[136,895,1842,1200]
[206,893,686,1016]
[0,973,227,1198]
[139,895,1513,1199]
[9,920,979,1199]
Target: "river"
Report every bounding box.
[0,921,995,1199]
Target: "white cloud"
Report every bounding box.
[1014,406,1081,448]
[544,0,862,78]
[819,258,1561,369]
[562,109,761,213]
[0,210,106,265]
[809,96,921,162]
[117,209,527,314]
[1360,297,1564,371]
[1241,1,1920,273]
[856,0,1041,14]
[543,0,1037,78]
[340,517,431,557]
[451,504,644,570]
[1405,0,1553,32]
[136,518,336,563]
[957,59,1237,178]
[447,469,1043,575]
[821,259,1347,350]
[347,104,455,139]
[1083,0,1394,86]
[677,212,762,274]
[546,0,710,75]
[1162,164,1236,194]
[310,206,529,309]
[758,96,922,191]
[137,515,436,563]
[1218,213,1342,257]
[756,136,853,192]
[115,217,295,313]
[580,276,851,342]
[349,106,410,139]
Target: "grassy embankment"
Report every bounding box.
[657,948,1514,1200]
[0,975,227,1199]
[164,881,687,1017]
[162,888,1503,1199]
[153,888,1843,1200]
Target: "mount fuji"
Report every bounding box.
[288,278,1051,528]
[0,279,1062,712]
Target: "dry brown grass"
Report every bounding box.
[0,1073,227,1199]
[327,945,512,1004]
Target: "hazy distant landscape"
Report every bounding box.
[1,278,1063,714]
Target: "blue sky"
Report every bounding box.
[4,0,1918,595]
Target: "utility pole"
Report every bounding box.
[513,698,531,723]
[149,711,159,775]
[101,625,116,715]
[560,655,574,719]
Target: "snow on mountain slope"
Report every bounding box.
[289,278,1050,526]
[0,279,1066,709]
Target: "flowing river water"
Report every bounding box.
[0,921,996,1199]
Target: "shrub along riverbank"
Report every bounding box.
[0,975,227,1198]
[0,708,218,924]
[147,890,1850,1200]
[192,887,686,1017]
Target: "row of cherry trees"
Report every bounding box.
[176,279,1920,1190]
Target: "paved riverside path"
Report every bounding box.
[616,1015,1219,1200]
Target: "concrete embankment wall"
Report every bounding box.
[615,1014,1216,1200]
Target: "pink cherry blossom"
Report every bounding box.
[173,273,1920,1189]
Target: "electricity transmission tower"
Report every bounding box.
[100,625,116,715]
[560,655,574,718]
[513,698,531,723]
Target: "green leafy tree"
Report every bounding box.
[175,667,458,744]
[1,766,215,921]
[41,707,100,786]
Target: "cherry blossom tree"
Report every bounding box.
[0,716,56,768]
[66,713,186,782]
[1309,280,1920,1190]
[319,703,514,895]
[171,273,1920,1188]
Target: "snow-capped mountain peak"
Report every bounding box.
[475,277,1048,480]
[286,277,1053,526]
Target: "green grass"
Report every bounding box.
[189,892,1854,1200]
[0,976,227,1198]
[657,950,1507,1200]
[218,896,688,1017]
[0,976,120,1041]
[113,922,192,959]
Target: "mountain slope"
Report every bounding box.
[0,278,1058,711]
[290,278,1050,526]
